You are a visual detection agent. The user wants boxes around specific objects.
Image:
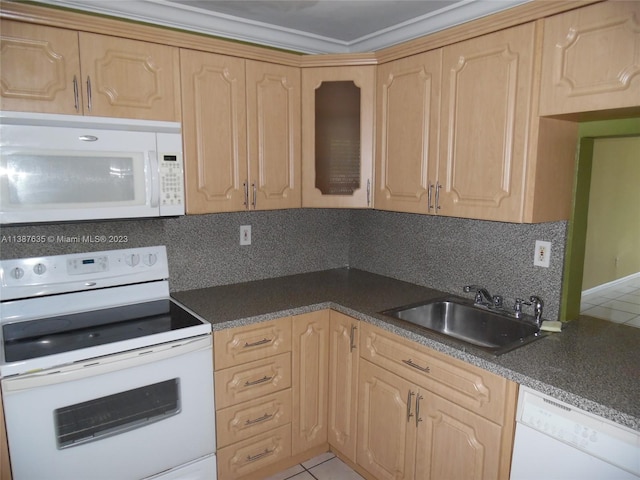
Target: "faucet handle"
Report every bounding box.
[513,298,531,318]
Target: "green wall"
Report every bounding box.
[560,117,640,320]
[582,136,640,290]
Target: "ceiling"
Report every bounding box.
[35,0,531,54]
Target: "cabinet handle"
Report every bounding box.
[244,375,272,387]
[86,76,92,112]
[243,181,249,208]
[402,359,430,373]
[406,390,415,423]
[73,75,79,112]
[415,393,423,427]
[435,182,441,211]
[349,325,357,352]
[246,448,273,462]
[366,179,371,207]
[244,338,271,348]
[252,182,257,209]
[428,182,434,212]
[245,413,273,425]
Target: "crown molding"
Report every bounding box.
[30,0,532,54]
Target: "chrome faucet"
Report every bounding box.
[530,295,544,327]
[463,285,502,308]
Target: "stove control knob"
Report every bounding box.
[33,263,47,275]
[125,254,140,267]
[143,253,157,266]
[11,267,24,279]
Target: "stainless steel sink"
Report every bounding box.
[381,297,545,355]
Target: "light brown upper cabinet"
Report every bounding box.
[438,22,577,223]
[539,1,640,118]
[246,60,301,211]
[375,50,442,214]
[302,66,375,208]
[0,20,181,121]
[181,50,301,213]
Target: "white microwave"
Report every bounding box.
[0,112,185,225]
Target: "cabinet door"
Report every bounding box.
[302,66,375,208]
[0,21,81,115]
[328,311,359,462]
[375,50,441,214]
[357,360,416,480]
[438,23,536,222]
[180,49,248,213]
[539,1,640,117]
[291,310,329,455]
[78,32,181,121]
[414,391,503,480]
[246,60,301,210]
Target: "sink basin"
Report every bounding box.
[381,297,545,355]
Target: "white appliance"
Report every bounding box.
[0,111,184,225]
[510,386,640,480]
[0,246,216,480]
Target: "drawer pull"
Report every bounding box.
[245,413,273,425]
[244,338,271,348]
[246,448,273,462]
[244,375,273,387]
[402,359,430,373]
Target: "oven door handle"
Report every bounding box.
[2,335,211,392]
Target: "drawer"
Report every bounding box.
[217,424,292,480]
[215,352,291,409]
[360,323,512,424]
[217,389,292,448]
[214,317,292,370]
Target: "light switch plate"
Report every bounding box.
[240,225,251,246]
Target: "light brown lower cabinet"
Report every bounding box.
[357,360,504,480]
[217,424,292,479]
[213,314,517,480]
[328,310,360,463]
[356,323,517,480]
[291,310,330,455]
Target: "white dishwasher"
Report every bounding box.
[510,386,640,480]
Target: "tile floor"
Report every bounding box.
[580,274,640,328]
[264,452,363,480]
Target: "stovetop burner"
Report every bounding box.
[3,299,203,362]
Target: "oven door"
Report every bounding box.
[2,335,215,480]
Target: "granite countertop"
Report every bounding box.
[172,268,640,432]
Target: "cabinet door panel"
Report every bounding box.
[375,50,441,214]
[328,311,359,462]
[1,21,81,115]
[180,49,248,213]
[415,392,502,480]
[79,32,180,120]
[246,61,301,210]
[291,310,329,455]
[357,360,415,480]
[539,1,640,116]
[439,23,536,221]
[302,66,375,208]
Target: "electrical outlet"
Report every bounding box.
[534,240,551,267]
[240,225,251,246]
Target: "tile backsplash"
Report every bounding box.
[0,209,567,319]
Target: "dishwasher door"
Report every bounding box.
[510,387,640,480]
